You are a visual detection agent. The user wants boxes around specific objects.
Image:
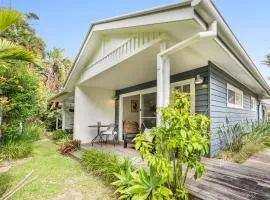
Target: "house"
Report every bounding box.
[50,0,270,156]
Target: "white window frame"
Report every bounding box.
[250,96,257,111]
[171,78,195,112]
[227,83,243,109]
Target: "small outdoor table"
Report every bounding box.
[88,124,109,146]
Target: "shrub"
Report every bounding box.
[0,141,33,160]
[81,149,132,183]
[113,91,210,199]
[217,120,270,163]
[59,139,81,154]
[0,122,21,142]
[22,124,45,141]
[218,118,248,152]
[51,129,70,141]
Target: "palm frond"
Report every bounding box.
[0,9,23,33]
[0,39,40,65]
[263,54,270,66]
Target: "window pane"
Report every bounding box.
[228,89,235,104]
[235,92,242,106]
[142,92,156,118]
[175,84,190,93]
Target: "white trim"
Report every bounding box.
[118,87,156,141]
[171,78,196,112]
[250,96,257,112]
[227,83,244,109]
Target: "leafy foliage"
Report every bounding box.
[43,48,72,95]
[217,119,270,163]
[81,149,132,183]
[0,65,46,125]
[218,118,248,152]
[51,129,71,141]
[114,91,210,199]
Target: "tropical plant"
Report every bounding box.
[43,48,72,95]
[114,91,210,199]
[217,119,270,163]
[113,166,173,200]
[218,118,248,152]
[0,9,38,66]
[246,120,270,146]
[81,149,132,183]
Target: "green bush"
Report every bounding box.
[51,129,70,141]
[22,124,46,141]
[81,149,132,183]
[217,120,270,162]
[0,122,21,142]
[0,141,33,160]
[114,91,210,199]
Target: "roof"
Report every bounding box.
[51,0,270,101]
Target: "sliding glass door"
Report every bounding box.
[140,92,156,129]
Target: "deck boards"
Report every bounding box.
[71,144,270,199]
[188,149,270,200]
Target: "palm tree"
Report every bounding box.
[263,54,270,66]
[44,48,72,95]
[0,9,38,65]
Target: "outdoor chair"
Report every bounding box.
[100,123,118,146]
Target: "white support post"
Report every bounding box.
[157,42,167,126]
[163,56,170,107]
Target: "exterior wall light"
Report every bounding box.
[195,75,204,85]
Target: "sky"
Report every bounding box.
[1,0,270,81]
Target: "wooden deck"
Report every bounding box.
[71,144,270,200]
[188,149,270,200]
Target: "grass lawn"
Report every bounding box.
[0,139,114,200]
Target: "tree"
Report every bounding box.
[263,54,270,66]
[0,9,38,66]
[43,48,72,95]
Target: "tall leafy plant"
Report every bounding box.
[113,91,210,199]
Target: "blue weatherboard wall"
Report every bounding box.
[208,62,259,155]
[115,63,260,157]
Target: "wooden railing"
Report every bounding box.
[84,32,164,72]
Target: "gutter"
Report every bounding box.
[192,0,270,96]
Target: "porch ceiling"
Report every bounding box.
[80,36,268,97]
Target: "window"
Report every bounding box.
[171,78,195,112]
[250,97,257,111]
[227,84,243,109]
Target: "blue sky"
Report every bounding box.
[2,0,270,81]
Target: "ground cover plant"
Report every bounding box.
[217,119,270,163]
[113,91,210,200]
[81,149,132,183]
[51,129,71,141]
[0,140,114,200]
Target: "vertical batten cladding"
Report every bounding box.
[209,62,259,156]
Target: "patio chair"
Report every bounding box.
[100,123,118,146]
